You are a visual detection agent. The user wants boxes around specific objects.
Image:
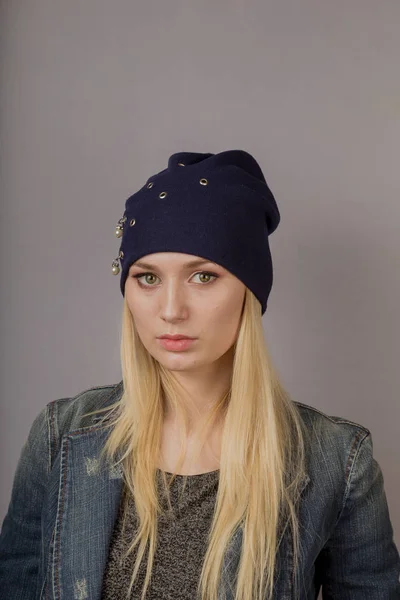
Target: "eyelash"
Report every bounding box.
[131,271,219,288]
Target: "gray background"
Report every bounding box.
[1,0,399,559]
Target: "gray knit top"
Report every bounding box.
[101,468,220,599]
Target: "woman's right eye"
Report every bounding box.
[132,273,159,286]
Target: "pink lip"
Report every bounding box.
[158,338,196,352]
[158,335,195,340]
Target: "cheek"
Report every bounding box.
[203,302,243,345]
[126,297,153,337]
[126,286,154,315]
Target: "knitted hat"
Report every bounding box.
[112,149,280,315]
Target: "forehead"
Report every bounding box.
[131,252,222,270]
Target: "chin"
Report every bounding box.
[157,352,200,371]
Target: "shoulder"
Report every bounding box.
[294,399,370,437]
[47,380,123,436]
[293,400,373,482]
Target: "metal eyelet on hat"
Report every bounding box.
[199,178,208,186]
[130,218,136,226]
[119,250,124,259]
[146,182,154,188]
[177,162,185,166]
[159,192,167,199]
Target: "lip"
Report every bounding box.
[158,335,196,340]
[158,338,196,352]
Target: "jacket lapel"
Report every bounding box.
[52,420,124,600]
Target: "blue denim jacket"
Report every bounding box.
[0,381,399,599]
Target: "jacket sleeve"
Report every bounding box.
[0,404,50,599]
[318,432,400,599]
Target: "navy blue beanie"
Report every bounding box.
[112,149,280,315]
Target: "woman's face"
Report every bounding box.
[124,252,246,372]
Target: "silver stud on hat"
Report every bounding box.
[112,216,127,273]
[115,216,126,238]
[111,259,120,275]
[111,250,124,275]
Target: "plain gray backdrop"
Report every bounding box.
[1,0,399,559]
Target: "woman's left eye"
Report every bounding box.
[192,271,218,284]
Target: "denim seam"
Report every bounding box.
[37,403,52,599]
[46,400,62,598]
[335,429,370,526]
[319,430,371,597]
[49,401,59,469]
[294,401,371,434]
[53,435,70,600]
[290,475,312,599]
[45,404,52,475]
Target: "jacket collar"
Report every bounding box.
[89,379,124,426]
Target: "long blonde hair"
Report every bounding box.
[88,287,308,600]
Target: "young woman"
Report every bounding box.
[0,150,399,600]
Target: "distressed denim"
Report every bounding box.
[0,381,399,599]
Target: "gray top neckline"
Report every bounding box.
[156,468,220,478]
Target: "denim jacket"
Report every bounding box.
[0,381,399,599]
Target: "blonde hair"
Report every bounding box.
[87,287,308,600]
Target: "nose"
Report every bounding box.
[159,279,188,322]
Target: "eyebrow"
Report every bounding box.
[131,259,218,270]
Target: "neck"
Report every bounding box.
[163,348,233,430]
